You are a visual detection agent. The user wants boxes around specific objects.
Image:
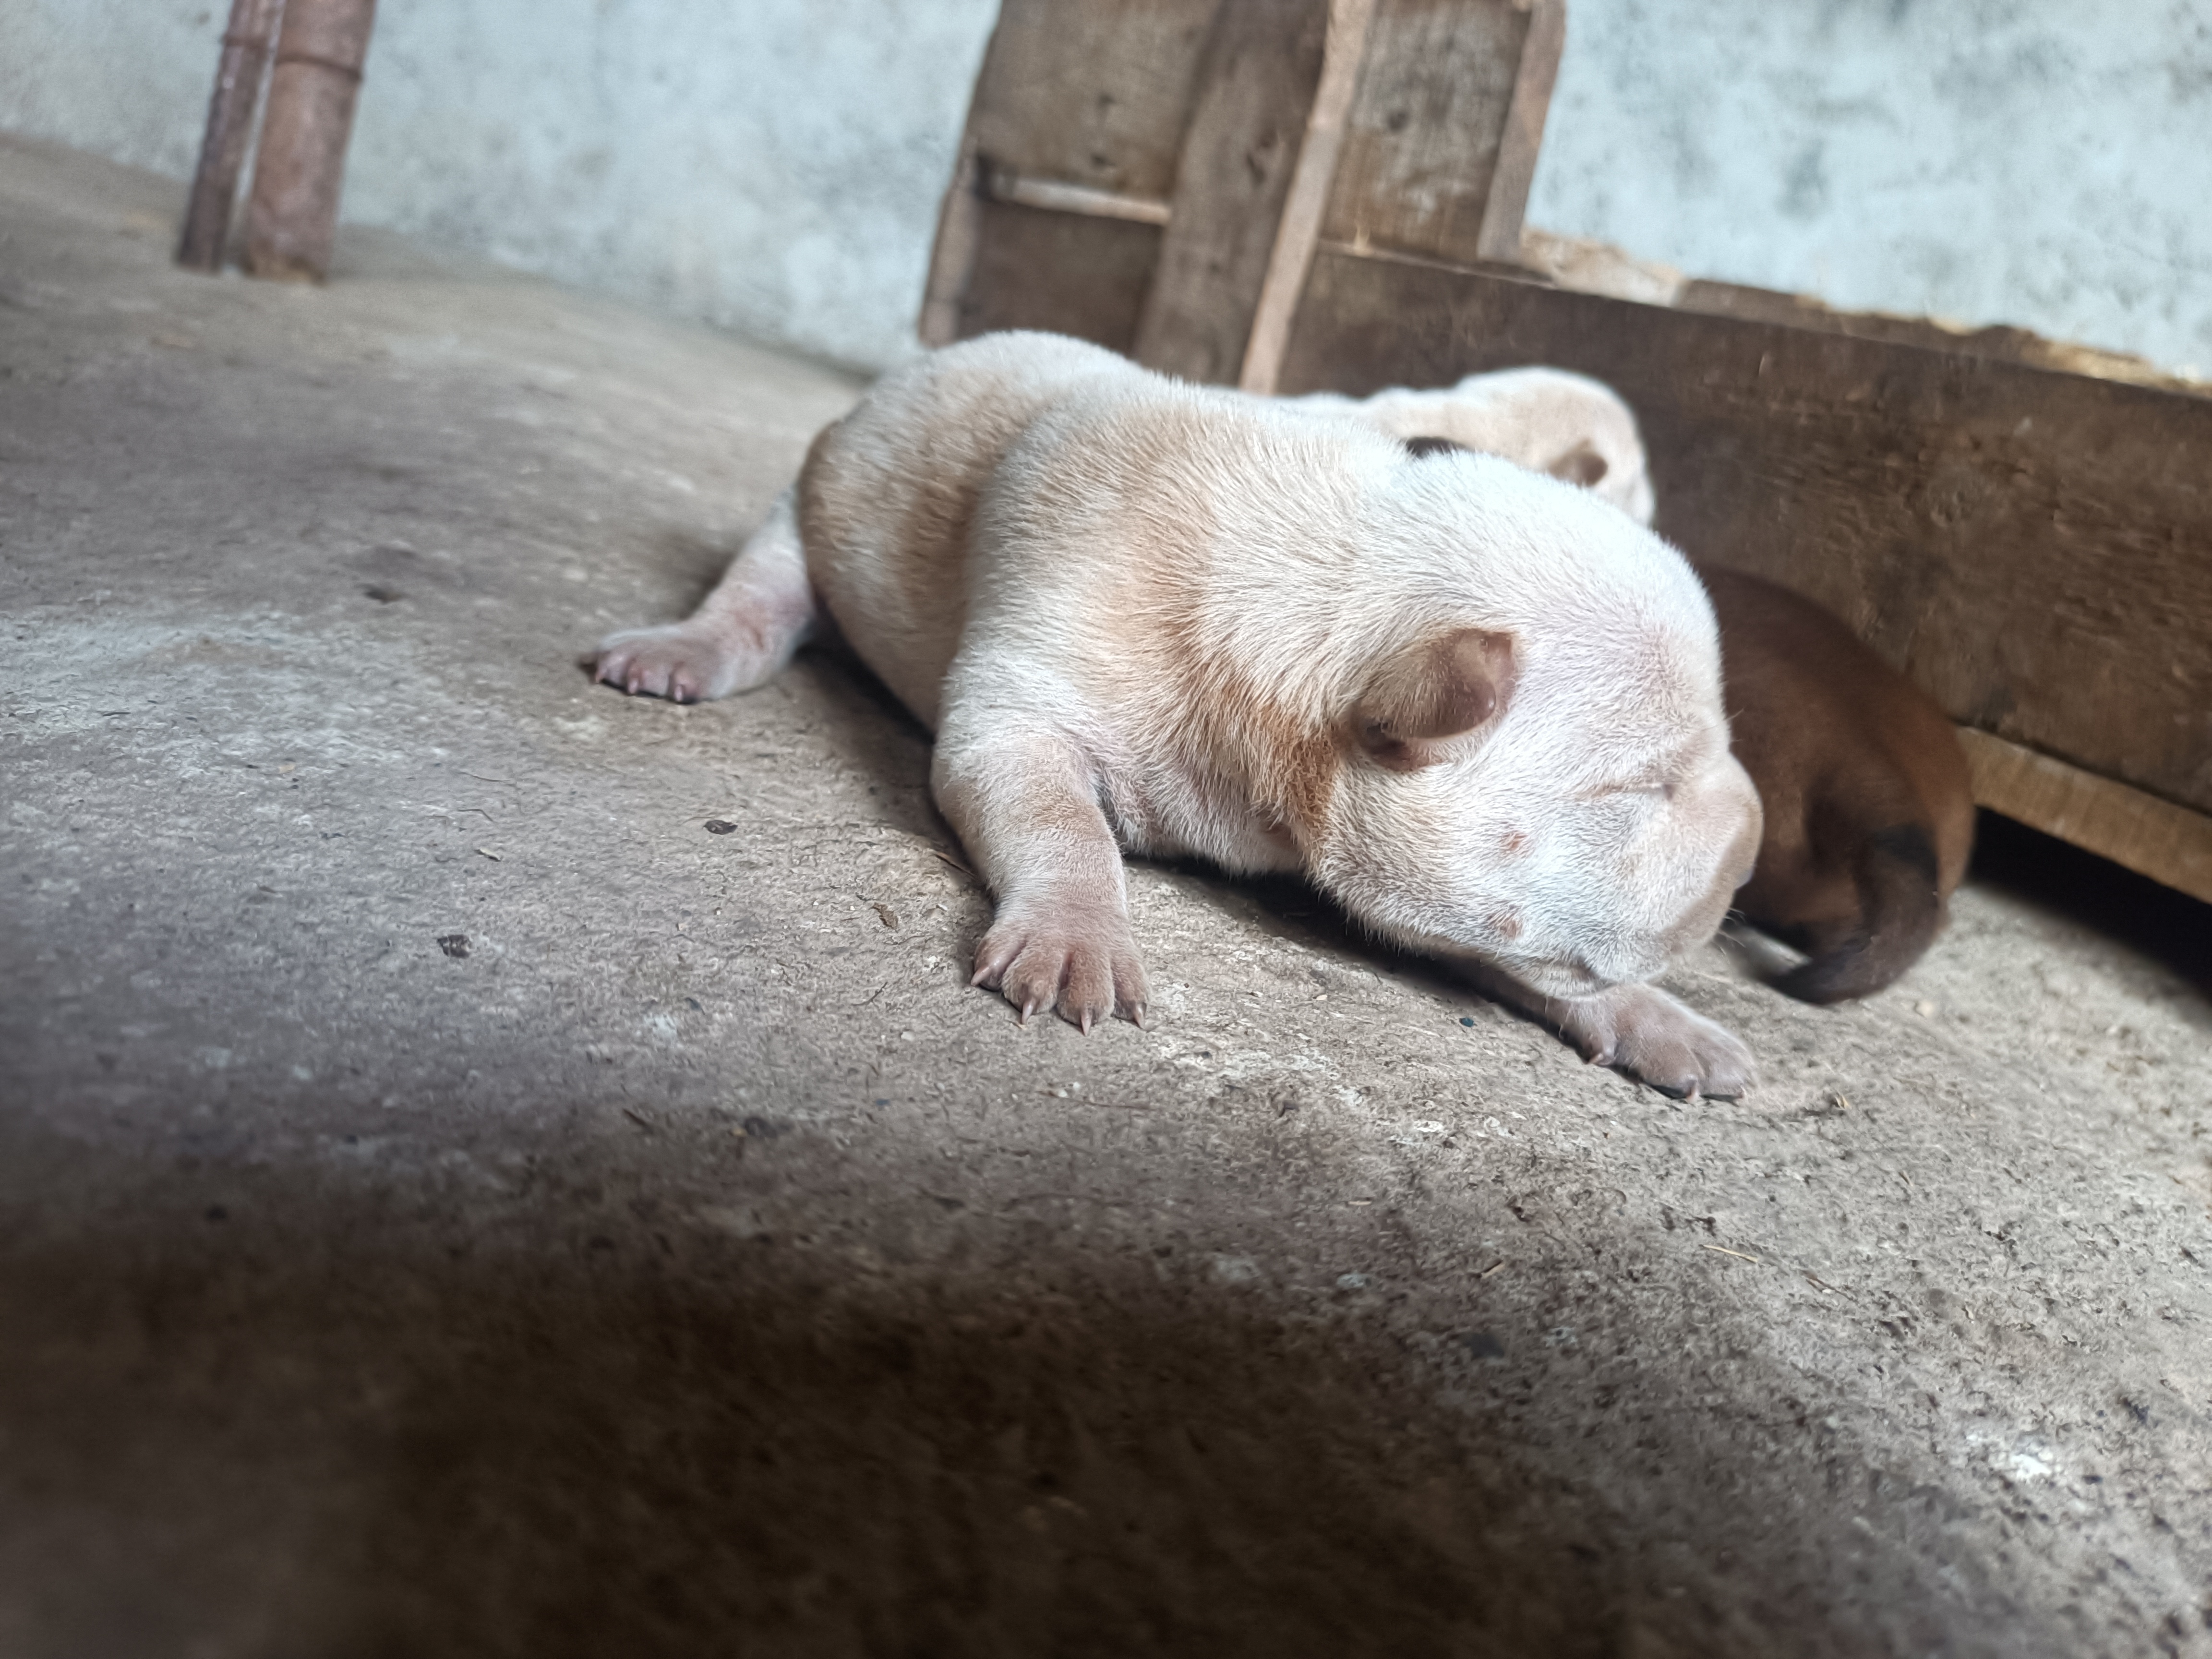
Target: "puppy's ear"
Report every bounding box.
[1402,434,1471,460]
[1354,628,1516,770]
[1546,439,1609,489]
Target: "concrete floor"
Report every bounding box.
[4,134,2211,1659]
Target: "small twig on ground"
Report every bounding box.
[1703,1243,1761,1264]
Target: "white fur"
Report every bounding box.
[594,332,1762,1096]
[1295,367,1657,524]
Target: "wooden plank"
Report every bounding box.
[1472,0,1563,264]
[985,170,1172,225]
[1960,730,2212,905]
[1131,0,1332,384]
[965,0,1221,203]
[952,198,1164,353]
[1276,248,2212,818]
[241,0,377,282]
[1318,0,1529,267]
[1675,277,2212,396]
[917,136,985,348]
[176,0,286,272]
[1240,0,1377,393]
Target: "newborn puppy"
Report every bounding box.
[594,331,1763,1097]
[1294,367,1656,525]
[1698,567,1974,1002]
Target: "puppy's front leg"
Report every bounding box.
[932,726,1148,1032]
[1467,967,1755,1101]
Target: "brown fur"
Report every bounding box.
[1700,566,1975,1002]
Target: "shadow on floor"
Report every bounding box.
[1969,809,2212,994]
[0,1154,1939,1659]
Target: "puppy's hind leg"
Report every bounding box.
[594,488,816,703]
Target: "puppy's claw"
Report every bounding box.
[973,903,1148,1038]
[592,621,768,704]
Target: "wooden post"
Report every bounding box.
[175,0,287,271]
[1129,0,1332,385]
[1239,0,1375,392]
[242,0,378,283]
[1473,0,1563,264]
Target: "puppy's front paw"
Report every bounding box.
[593,622,758,704]
[1559,983,1756,1101]
[971,903,1149,1033]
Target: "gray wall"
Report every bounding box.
[5,0,2209,378]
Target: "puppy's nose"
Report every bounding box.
[1662,786,1765,957]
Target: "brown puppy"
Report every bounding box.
[1698,566,1975,1002]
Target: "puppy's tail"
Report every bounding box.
[1772,822,1945,1004]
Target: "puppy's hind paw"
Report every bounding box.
[971,904,1149,1033]
[592,622,761,704]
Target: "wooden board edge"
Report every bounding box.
[1238,0,1375,393]
[1472,0,1564,265]
[919,136,985,348]
[1959,728,2212,905]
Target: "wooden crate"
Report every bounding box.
[920,0,2212,906]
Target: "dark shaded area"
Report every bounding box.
[0,1177,1788,1659]
[1971,809,2212,993]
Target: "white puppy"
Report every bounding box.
[595,332,1762,1097]
[1295,367,1656,524]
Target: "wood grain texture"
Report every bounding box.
[918,138,985,347]
[1240,0,1378,393]
[1472,0,1562,264]
[1132,0,1332,384]
[242,0,377,282]
[1277,248,2212,817]
[1318,0,1527,266]
[953,199,1164,354]
[1960,730,2212,904]
[176,0,287,272]
[965,0,1220,203]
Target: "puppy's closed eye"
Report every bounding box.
[1402,435,1471,460]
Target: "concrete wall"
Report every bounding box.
[1527,0,2212,380]
[4,0,2208,378]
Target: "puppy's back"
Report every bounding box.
[799,331,1137,725]
[1703,566,1974,1002]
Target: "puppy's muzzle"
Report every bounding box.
[1662,795,1764,959]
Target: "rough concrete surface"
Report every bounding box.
[3,137,2211,1659]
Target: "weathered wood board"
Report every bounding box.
[922,0,1557,385]
[1319,0,1555,267]
[1960,731,2212,905]
[1131,0,1331,383]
